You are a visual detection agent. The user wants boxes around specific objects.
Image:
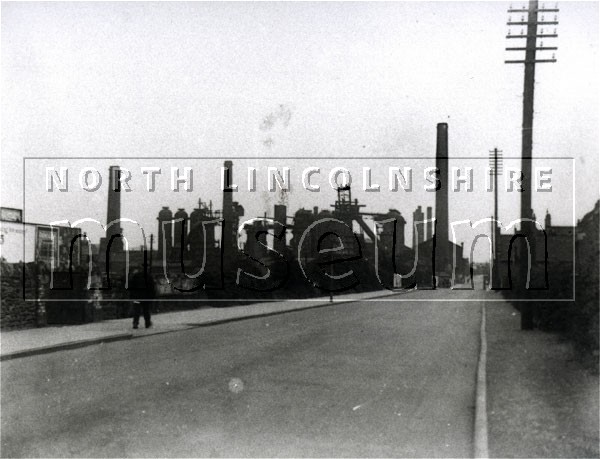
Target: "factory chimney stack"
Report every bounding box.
[104,165,123,253]
[222,161,235,261]
[435,123,449,271]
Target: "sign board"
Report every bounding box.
[0,221,36,263]
[0,207,23,223]
[0,221,81,266]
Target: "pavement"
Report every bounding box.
[485,300,599,458]
[0,289,402,361]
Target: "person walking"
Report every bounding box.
[129,265,155,329]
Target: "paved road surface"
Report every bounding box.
[1,289,482,457]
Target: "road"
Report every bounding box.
[1,289,483,457]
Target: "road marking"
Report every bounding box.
[474,303,489,458]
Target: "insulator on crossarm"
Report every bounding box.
[553,28,557,34]
[541,28,544,34]
[508,29,511,36]
[540,40,544,46]
[521,28,524,35]
[552,52,555,59]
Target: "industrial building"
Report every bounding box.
[493,209,575,295]
[78,122,470,297]
[2,121,475,328]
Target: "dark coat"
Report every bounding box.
[129,271,156,300]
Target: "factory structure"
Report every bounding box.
[410,123,468,287]
[1,120,589,327]
[5,121,556,300]
[106,122,471,295]
[492,208,576,296]
[1,122,484,308]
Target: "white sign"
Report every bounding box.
[0,221,35,263]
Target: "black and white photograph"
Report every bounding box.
[0,1,598,457]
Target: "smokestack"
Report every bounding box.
[106,165,123,251]
[222,161,235,259]
[435,123,449,270]
[426,206,433,241]
[157,206,173,259]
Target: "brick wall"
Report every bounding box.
[1,262,43,330]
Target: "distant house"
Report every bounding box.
[494,209,575,295]
[575,200,599,296]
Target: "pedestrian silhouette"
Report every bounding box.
[129,265,155,329]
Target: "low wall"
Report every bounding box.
[1,262,42,330]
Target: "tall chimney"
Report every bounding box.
[157,206,173,259]
[435,123,449,270]
[426,206,433,241]
[222,161,235,260]
[106,165,123,251]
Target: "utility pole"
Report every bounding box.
[149,234,154,273]
[489,148,503,288]
[505,0,558,329]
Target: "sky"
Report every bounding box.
[1,1,598,260]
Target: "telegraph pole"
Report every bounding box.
[505,0,558,329]
[149,234,154,271]
[489,148,503,288]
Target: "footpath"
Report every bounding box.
[485,298,599,458]
[0,290,399,361]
